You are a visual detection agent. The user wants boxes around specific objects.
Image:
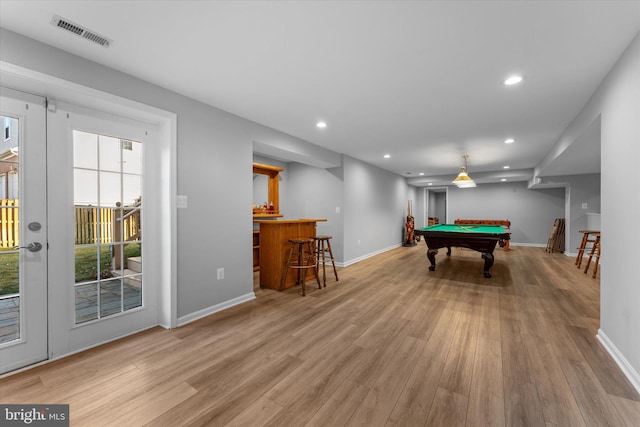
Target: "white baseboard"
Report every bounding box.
[340,242,551,267]
[597,329,640,395]
[342,244,401,267]
[177,292,255,327]
[509,242,547,248]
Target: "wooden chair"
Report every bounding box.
[546,218,565,253]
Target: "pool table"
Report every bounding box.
[415,224,510,278]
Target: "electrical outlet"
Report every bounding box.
[217,268,224,280]
[582,203,588,209]
[358,239,361,245]
[336,206,341,214]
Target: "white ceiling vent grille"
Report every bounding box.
[51,15,113,48]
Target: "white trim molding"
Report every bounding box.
[509,242,547,248]
[177,292,256,327]
[597,329,640,395]
[342,244,401,268]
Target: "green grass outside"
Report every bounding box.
[0,249,19,295]
[0,243,141,296]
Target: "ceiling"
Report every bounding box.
[1,1,639,187]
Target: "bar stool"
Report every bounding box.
[576,230,599,268]
[583,233,601,278]
[280,238,320,296]
[314,235,338,287]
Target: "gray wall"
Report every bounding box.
[254,155,416,265]
[285,161,345,261]
[535,31,640,387]
[447,181,565,245]
[413,185,426,229]
[558,32,639,385]
[428,191,438,218]
[343,155,416,264]
[600,34,640,382]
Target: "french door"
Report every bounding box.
[0,88,48,373]
[0,88,158,373]
[47,100,157,359]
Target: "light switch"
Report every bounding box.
[177,195,188,209]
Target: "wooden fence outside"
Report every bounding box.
[0,199,19,248]
[75,206,116,244]
[75,205,140,245]
[1,201,140,248]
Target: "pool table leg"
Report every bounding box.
[481,252,494,278]
[427,249,438,271]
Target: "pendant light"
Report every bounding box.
[452,155,476,188]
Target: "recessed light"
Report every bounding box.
[419,172,424,176]
[504,75,523,85]
[504,138,516,144]
[503,166,510,169]
[383,154,391,159]
[501,178,507,182]
[428,183,433,186]
[316,121,327,128]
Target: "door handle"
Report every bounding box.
[14,242,43,252]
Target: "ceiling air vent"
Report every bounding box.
[51,14,113,48]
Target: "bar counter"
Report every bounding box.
[255,218,327,290]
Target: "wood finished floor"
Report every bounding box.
[1,245,639,426]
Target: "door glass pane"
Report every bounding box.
[0,116,20,344]
[73,131,143,324]
[0,249,20,344]
[74,169,98,206]
[73,131,97,169]
[122,139,142,174]
[123,174,141,206]
[75,283,98,324]
[111,243,123,276]
[100,278,123,318]
[98,135,121,172]
[75,245,99,284]
[124,243,142,311]
[99,171,121,207]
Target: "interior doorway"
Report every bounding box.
[426,187,448,225]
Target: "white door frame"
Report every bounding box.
[1,62,177,369]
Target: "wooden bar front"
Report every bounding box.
[256,218,326,290]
